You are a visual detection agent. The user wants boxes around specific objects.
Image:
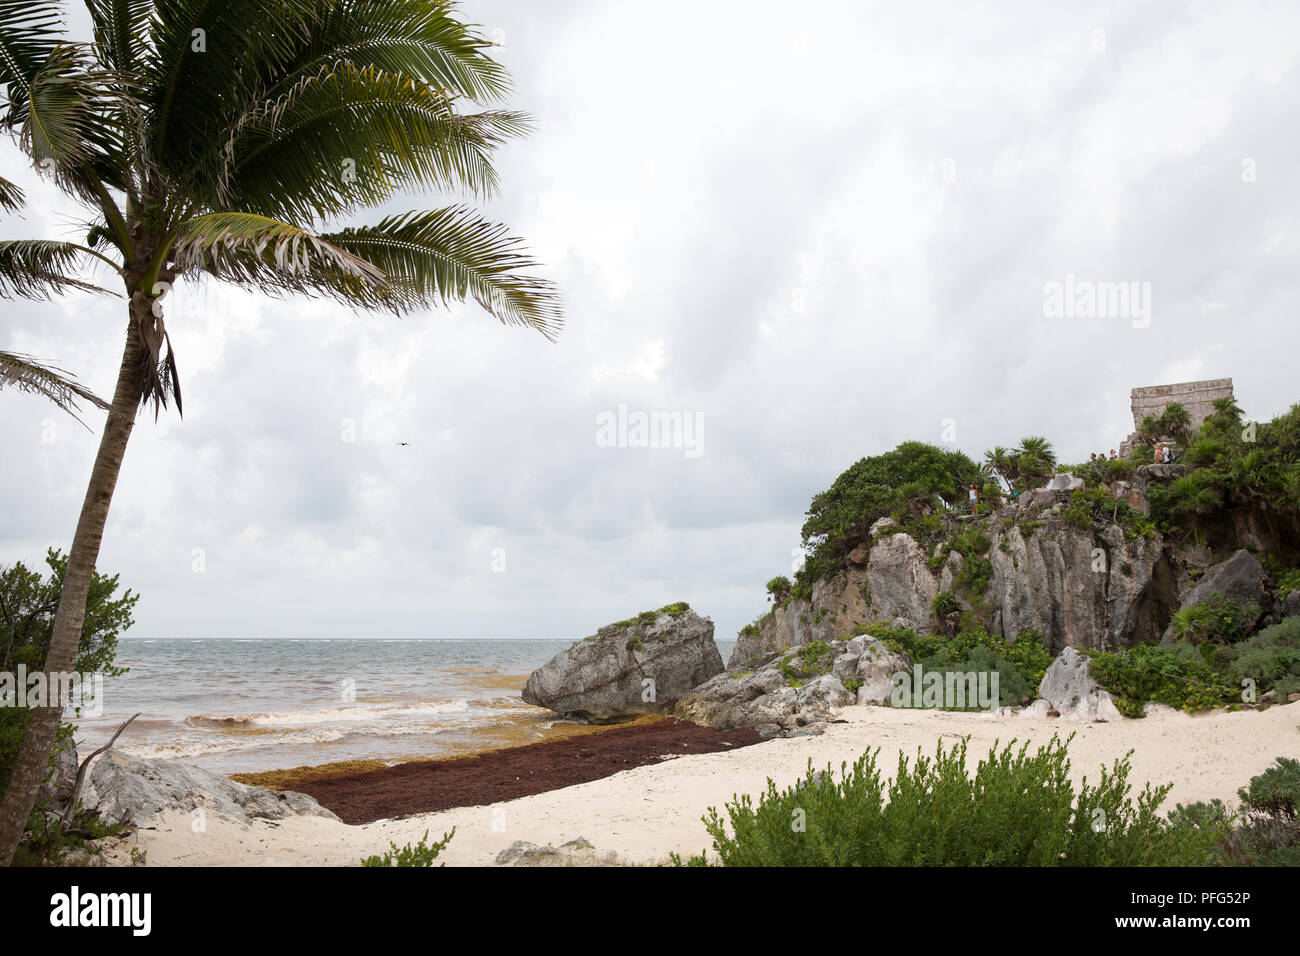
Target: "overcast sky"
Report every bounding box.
[2,0,1298,641]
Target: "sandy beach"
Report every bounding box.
[99,702,1300,867]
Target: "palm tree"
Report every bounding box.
[0,0,560,863]
[1014,436,1056,489]
[982,446,1015,491]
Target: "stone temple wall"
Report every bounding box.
[1119,378,1234,456]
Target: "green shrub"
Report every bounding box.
[361,829,454,867]
[1,550,137,865]
[931,591,962,633]
[871,623,1046,708]
[1277,569,1300,600]
[687,735,1218,866]
[796,441,980,587]
[612,601,692,629]
[1225,616,1300,699]
[1168,595,1259,645]
[778,641,834,687]
[765,576,792,604]
[1085,644,1238,717]
[954,553,993,600]
[1169,757,1300,866]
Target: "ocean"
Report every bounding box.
[75,637,737,775]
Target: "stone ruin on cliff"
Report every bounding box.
[1117,377,1234,458]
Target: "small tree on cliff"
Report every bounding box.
[798,441,980,585]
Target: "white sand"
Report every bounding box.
[99,703,1300,866]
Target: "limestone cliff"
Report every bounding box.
[730,466,1279,670]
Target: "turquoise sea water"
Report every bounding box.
[76,637,736,774]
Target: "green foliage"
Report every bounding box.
[360,829,454,867]
[1137,402,1192,448]
[987,437,1058,493]
[1,550,136,796]
[612,601,691,629]
[12,805,125,867]
[778,641,834,687]
[1169,757,1300,866]
[1225,616,1300,699]
[954,554,994,601]
[1066,458,1138,487]
[868,622,1048,708]
[931,590,961,632]
[797,442,980,586]
[1060,486,1150,538]
[1148,402,1300,543]
[1168,595,1258,646]
[1277,569,1300,599]
[765,576,792,604]
[690,735,1217,866]
[1,550,138,865]
[1085,644,1239,717]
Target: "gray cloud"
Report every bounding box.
[3,0,1299,642]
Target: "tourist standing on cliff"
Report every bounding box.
[968,483,978,511]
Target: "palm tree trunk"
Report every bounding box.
[0,317,144,865]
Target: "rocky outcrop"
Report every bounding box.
[522,604,723,720]
[674,636,905,735]
[495,837,618,866]
[989,520,1177,653]
[1184,548,1266,607]
[1026,647,1122,721]
[734,507,1186,666]
[82,751,340,827]
[1159,549,1268,643]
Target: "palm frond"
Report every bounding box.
[0,0,64,118]
[141,0,321,176]
[322,207,562,337]
[0,349,110,424]
[84,0,152,73]
[0,172,23,210]
[216,60,528,220]
[18,43,127,203]
[245,0,512,106]
[0,239,115,298]
[172,211,388,290]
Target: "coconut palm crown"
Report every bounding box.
[0,0,561,863]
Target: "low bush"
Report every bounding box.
[1168,595,1258,645]
[683,735,1219,866]
[1168,757,1300,866]
[867,623,1050,708]
[360,829,454,867]
[1085,643,1238,717]
[1225,616,1300,699]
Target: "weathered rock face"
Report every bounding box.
[867,531,938,629]
[1184,548,1267,608]
[675,637,900,735]
[1029,647,1122,721]
[522,605,722,720]
[989,521,1177,654]
[82,752,340,827]
[728,531,936,670]
[1160,549,1268,641]
[732,504,1190,666]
